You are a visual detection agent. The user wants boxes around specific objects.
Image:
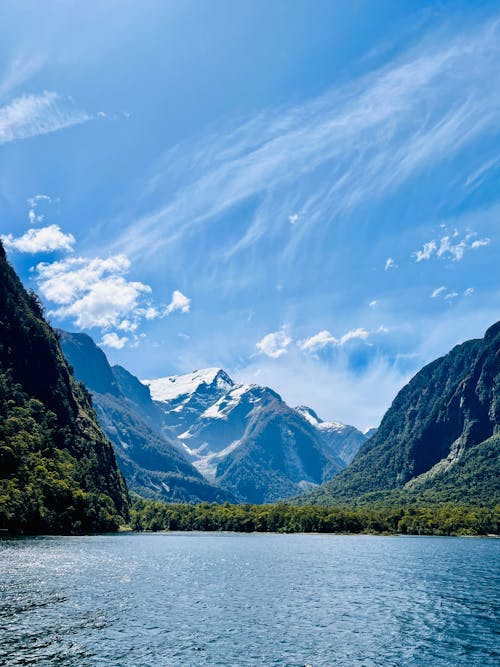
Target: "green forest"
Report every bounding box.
[130,497,499,536]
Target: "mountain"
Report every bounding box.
[144,370,365,502]
[294,406,367,465]
[0,241,128,534]
[59,332,231,503]
[303,322,500,506]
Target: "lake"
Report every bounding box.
[1,533,498,666]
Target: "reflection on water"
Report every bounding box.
[0,533,498,666]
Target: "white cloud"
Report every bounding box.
[464,287,474,296]
[415,231,491,264]
[299,327,371,352]
[385,257,397,270]
[369,300,378,308]
[415,240,437,262]
[431,286,447,298]
[34,254,153,332]
[164,290,191,315]
[2,225,75,253]
[0,55,44,101]
[115,16,500,263]
[0,91,94,144]
[444,291,459,300]
[471,237,491,249]
[288,213,299,224]
[436,235,467,261]
[299,330,337,352]
[28,194,52,208]
[256,328,292,358]
[101,332,129,349]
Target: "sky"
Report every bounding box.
[0,0,499,429]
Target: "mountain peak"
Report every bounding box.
[142,368,234,402]
[295,405,323,425]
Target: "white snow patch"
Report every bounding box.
[199,384,257,420]
[142,368,231,402]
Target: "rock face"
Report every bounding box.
[59,333,231,503]
[144,369,366,503]
[304,322,500,506]
[0,241,129,534]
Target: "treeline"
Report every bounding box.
[131,498,499,536]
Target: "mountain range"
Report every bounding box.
[60,338,368,503]
[1,234,497,536]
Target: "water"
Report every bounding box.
[0,533,498,666]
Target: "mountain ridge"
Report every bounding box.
[301,322,499,506]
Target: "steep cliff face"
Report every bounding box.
[304,322,499,506]
[0,241,129,533]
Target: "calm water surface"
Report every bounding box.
[0,532,498,666]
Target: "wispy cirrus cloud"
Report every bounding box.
[0,91,93,145]
[114,16,500,266]
[0,55,45,101]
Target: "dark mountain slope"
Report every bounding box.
[303,322,499,506]
[0,241,128,533]
[59,331,231,503]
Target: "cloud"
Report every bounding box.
[256,328,292,358]
[0,55,44,101]
[436,235,466,261]
[464,287,474,296]
[2,225,75,253]
[164,290,190,315]
[384,258,397,270]
[101,332,129,349]
[34,254,154,331]
[369,300,378,308]
[431,286,447,298]
[471,237,491,249]
[114,16,500,265]
[288,213,299,224]
[415,231,491,263]
[444,291,459,300]
[0,91,93,145]
[299,327,370,352]
[27,194,53,224]
[415,241,437,262]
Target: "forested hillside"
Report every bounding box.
[0,241,129,533]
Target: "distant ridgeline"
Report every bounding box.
[301,322,500,507]
[0,240,129,534]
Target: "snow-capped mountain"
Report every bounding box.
[294,406,367,465]
[143,368,234,434]
[142,368,367,502]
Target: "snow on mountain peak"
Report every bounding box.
[142,368,233,402]
[294,405,322,426]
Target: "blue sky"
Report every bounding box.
[1,0,498,428]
